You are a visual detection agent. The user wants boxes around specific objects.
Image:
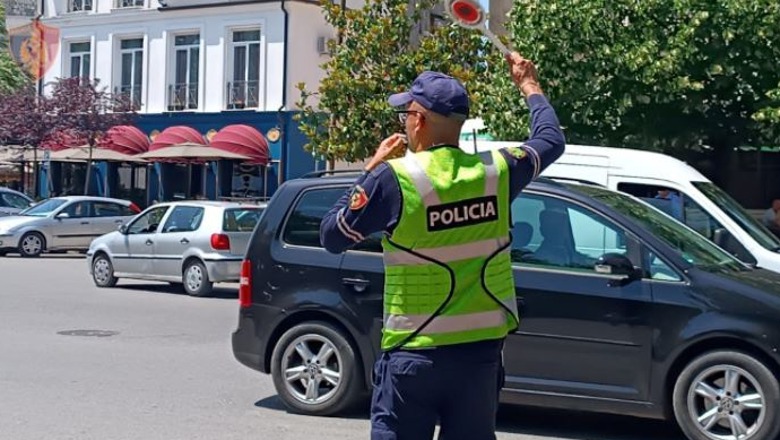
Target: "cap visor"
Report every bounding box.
[388,92,413,108]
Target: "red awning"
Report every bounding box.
[149,126,206,151]
[209,124,269,165]
[98,125,150,155]
[40,129,87,151]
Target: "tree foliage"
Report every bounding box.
[484,0,780,152]
[0,1,28,93]
[296,0,498,163]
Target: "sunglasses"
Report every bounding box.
[396,110,423,124]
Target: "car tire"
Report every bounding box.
[19,232,45,258]
[672,350,780,440]
[182,260,212,297]
[271,321,363,416]
[92,254,118,288]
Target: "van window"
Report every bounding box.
[617,183,724,240]
[283,188,344,248]
[511,194,633,272]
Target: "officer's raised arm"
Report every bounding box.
[498,53,566,200]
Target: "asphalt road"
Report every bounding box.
[0,255,687,440]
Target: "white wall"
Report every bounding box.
[285,1,333,110]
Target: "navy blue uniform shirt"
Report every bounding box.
[320,94,566,253]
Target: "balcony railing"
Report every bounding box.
[114,85,143,110]
[114,0,144,7]
[226,80,259,110]
[167,82,198,111]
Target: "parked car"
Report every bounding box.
[232,173,780,440]
[0,187,33,217]
[87,200,266,296]
[468,141,780,273]
[0,196,141,257]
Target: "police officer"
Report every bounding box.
[320,52,565,440]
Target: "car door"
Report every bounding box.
[340,232,386,350]
[90,201,133,238]
[503,191,653,402]
[153,205,205,278]
[50,201,92,249]
[112,205,170,276]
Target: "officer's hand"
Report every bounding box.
[365,133,406,172]
[505,52,543,98]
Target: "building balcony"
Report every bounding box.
[167,82,198,111]
[68,0,93,12]
[114,0,145,8]
[113,85,143,111]
[226,80,259,110]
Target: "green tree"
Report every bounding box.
[295,0,496,163]
[484,0,780,153]
[0,1,28,93]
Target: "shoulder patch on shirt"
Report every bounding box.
[506,146,527,160]
[349,185,369,211]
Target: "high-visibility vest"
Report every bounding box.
[381,146,519,350]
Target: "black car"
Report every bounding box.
[233,174,780,440]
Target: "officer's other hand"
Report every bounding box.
[505,52,543,98]
[365,133,406,172]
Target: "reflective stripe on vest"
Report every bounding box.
[384,296,517,333]
[384,236,510,265]
[401,152,499,208]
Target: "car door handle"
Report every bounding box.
[180,238,190,244]
[145,239,153,246]
[342,277,370,292]
[80,221,89,225]
[114,219,124,224]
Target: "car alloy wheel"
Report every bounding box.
[281,333,343,405]
[673,350,780,440]
[20,233,43,257]
[270,321,363,416]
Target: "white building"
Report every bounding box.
[40,0,345,114]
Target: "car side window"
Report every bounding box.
[92,202,127,218]
[162,206,204,233]
[646,251,682,282]
[283,188,344,247]
[2,193,30,209]
[511,194,633,273]
[60,201,90,218]
[128,206,169,235]
[617,182,724,241]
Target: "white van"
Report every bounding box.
[463,141,780,272]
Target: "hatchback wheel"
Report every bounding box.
[271,321,363,416]
[182,260,212,297]
[673,350,780,440]
[92,254,118,288]
[19,232,44,258]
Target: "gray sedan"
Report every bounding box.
[0,188,33,216]
[0,196,141,257]
[87,201,265,296]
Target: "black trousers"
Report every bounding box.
[370,339,505,440]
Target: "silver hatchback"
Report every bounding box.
[87,200,266,296]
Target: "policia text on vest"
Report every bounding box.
[427,196,498,232]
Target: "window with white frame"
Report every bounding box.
[168,34,199,111]
[227,29,261,109]
[117,38,144,109]
[69,0,93,11]
[115,0,144,7]
[68,42,91,79]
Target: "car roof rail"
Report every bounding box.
[537,176,606,188]
[301,169,364,178]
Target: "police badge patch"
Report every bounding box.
[349,185,369,210]
[506,146,527,160]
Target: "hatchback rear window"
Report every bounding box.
[224,208,264,232]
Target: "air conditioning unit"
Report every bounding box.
[316,36,333,55]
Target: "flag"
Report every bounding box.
[8,18,59,80]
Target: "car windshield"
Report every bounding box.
[693,181,780,252]
[20,198,67,217]
[567,184,747,272]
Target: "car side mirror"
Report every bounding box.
[118,224,128,234]
[595,253,642,287]
[56,212,70,219]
